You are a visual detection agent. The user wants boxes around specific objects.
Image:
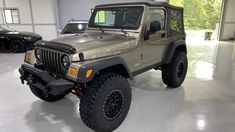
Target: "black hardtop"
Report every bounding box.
[96,2,183,11]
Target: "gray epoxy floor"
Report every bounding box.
[0,41,235,132]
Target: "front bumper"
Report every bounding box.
[19,64,74,96]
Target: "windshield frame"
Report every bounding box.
[88,6,144,30]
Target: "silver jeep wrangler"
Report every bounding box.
[19,2,187,132]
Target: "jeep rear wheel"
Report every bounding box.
[80,73,131,132]
[29,86,68,102]
[162,52,188,88]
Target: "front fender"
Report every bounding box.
[73,57,132,83]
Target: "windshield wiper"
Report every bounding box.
[119,26,127,35]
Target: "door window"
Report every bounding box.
[148,9,166,31]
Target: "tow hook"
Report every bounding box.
[71,86,83,99]
[43,89,49,97]
[26,75,34,85]
[20,76,25,84]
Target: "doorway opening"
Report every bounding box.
[170,0,223,42]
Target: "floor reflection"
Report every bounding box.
[187,41,235,82]
[0,41,235,132]
[24,96,92,132]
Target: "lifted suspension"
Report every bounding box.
[71,86,83,99]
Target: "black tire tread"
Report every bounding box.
[162,51,188,88]
[80,73,131,132]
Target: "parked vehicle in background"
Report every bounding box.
[58,20,88,37]
[0,26,42,53]
[19,2,187,132]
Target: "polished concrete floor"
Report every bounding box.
[0,41,235,132]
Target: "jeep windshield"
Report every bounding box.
[88,6,144,30]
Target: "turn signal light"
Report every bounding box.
[68,67,79,77]
[24,52,32,64]
[86,69,93,78]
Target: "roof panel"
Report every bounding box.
[95,2,183,10]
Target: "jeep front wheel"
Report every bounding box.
[80,73,132,132]
[162,52,188,88]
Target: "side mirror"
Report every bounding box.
[150,21,161,33]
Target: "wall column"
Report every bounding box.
[29,0,35,32]
[2,0,6,24]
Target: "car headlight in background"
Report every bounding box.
[61,55,71,69]
[24,36,33,41]
[35,48,41,61]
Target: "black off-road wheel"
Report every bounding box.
[0,42,6,50]
[80,73,132,132]
[29,86,68,102]
[162,51,188,88]
[10,40,25,53]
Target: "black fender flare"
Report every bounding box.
[76,57,133,83]
[162,40,187,64]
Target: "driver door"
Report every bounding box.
[143,8,167,64]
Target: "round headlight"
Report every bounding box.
[61,55,70,69]
[35,48,41,60]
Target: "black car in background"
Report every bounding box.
[0,26,42,52]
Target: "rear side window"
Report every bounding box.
[169,9,184,35]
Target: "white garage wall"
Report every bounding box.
[57,0,168,29]
[5,0,32,23]
[31,0,55,24]
[0,0,58,40]
[34,25,57,40]
[31,0,57,39]
[220,0,235,40]
[0,0,3,24]
[4,0,34,32]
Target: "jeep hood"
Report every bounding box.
[51,32,133,51]
[36,31,135,60]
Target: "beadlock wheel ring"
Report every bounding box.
[177,61,184,78]
[103,90,125,121]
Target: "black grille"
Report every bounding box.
[40,49,66,75]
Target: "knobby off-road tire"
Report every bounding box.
[29,86,68,102]
[162,52,188,88]
[80,73,132,132]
